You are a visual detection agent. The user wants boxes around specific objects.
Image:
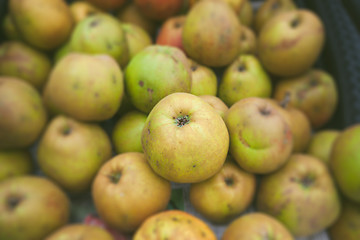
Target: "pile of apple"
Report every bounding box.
[0,0,359,239]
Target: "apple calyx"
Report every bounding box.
[108,172,122,184]
[259,106,272,116]
[61,125,72,136]
[290,16,300,28]
[6,194,23,211]
[237,63,246,72]
[291,174,315,188]
[224,177,234,187]
[175,115,190,127]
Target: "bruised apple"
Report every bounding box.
[142,92,229,183]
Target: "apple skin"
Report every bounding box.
[328,199,360,240]
[238,25,257,55]
[45,224,114,240]
[221,212,294,240]
[256,153,341,237]
[134,0,183,21]
[141,92,229,183]
[224,97,293,174]
[92,152,172,233]
[254,0,297,33]
[122,23,152,60]
[0,149,33,181]
[133,210,217,240]
[0,176,70,240]
[219,54,272,107]
[125,45,192,114]
[112,110,148,154]
[156,15,186,52]
[69,1,103,23]
[306,129,340,165]
[0,77,48,149]
[188,59,218,96]
[199,95,228,119]
[330,123,360,203]
[37,115,112,194]
[258,9,324,77]
[273,69,338,129]
[0,41,52,90]
[189,157,256,224]
[43,53,124,122]
[83,0,127,11]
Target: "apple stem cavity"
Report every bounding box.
[108,172,122,184]
[301,175,315,188]
[290,17,300,28]
[175,115,190,127]
[224,177,234,187]
[174,21,182,28]
[259,106,271,116]
[191,64,198,72]
[6,195,23,211]
[61,125,72,136]
[237,64,246,72]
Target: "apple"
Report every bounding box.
[328,199,360,240]
[189,157,256,224]
[69,1,103,23]
[112,110,148,154]
[199,95,228,119]
[37,115,112,194]
[257,9,325,77]
[1,14,21,40]
[236,0,254,27]
[330,123,360,203]
[133,210,217,240]
[256,153,341,237]
[188,58,218,96]
[122,23,152,60]
[238,25,257,55]
[221,212,294,240]
[0,76,48,149]
[0,176,70,240]
[125,45,192,114]
[45,224,114,240]
[141,92,229,183]
[134,0,183,21]
[83,0,127,11]
[224,97,293,174]
[0,41,52,90]
[0,149,33,181]
[219,54,272,107]
[273,69,338,129]
[254,0,297,33]
[156,15,186,52]
[92,152,172,233]
[43,53,124,122]
[306,129,340,165]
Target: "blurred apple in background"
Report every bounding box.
[306,129,340,165]
[256,154,341,237]
[84,0,127,11]
[0,77,48,149]
[112,110,147,154]
[69,1,103,24]
[190,157,256,224]
[224,97,293,174]
[222,212,294,240]
[156,15,186,52]
[134,0,183,22]
[0,149,33,181]
[219,54,272,107]
[1,14,21,40]
[199,95,229,119]
[37,115,112,195]
[92,152,171,233]
[45,224,114,240]
[188,58,218,96]
[238,25,257,55]
[330,123,360,203]
[122,23,152,60]
[0,176,70,240]
[257,9,325,77]
[273,69,338,129]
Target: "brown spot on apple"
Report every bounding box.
[238,130,249,147]
[139,80,144,87]
[90,19,100,27]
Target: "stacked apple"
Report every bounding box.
[0,0,359,240]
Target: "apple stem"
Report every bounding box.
[279,92,291,109]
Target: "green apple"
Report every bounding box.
[273,69,338,129]
[189,157,256,224]
[238,25,257,55]
[43,53,124,122]
[258,9,324,77]
[0,149,33,181]
[306,129,340,165]
[330,123,360,203]
[134,210,216,240]
[0,176,70,240]
[219,54,272,107]
[188,58,218,96]
[328,199,360,240]
[224,97,293,174]
[92,152,171,233]
[199,95,229,119]
[122,22,152,60]
[112,110,148,154]
[256,153,341,237]
[222,212,294,240]
[142,92,229,183]
[0,76,48,149]
[69,1,103,24]
[45,224,113,240]
[0,41,52,90]
[37,115,112,195]
[125,45,191,113]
